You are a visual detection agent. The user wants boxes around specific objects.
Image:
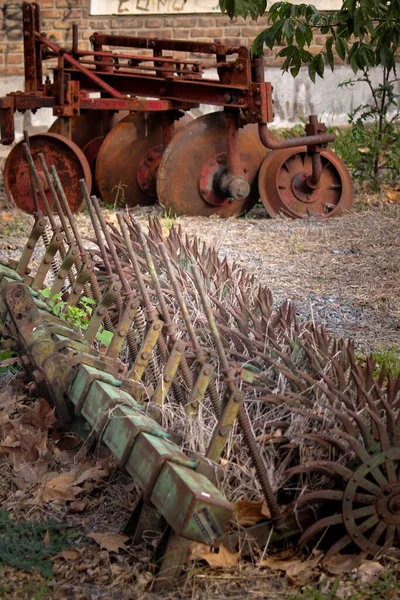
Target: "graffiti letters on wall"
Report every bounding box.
[91,0,342,15]
[1,2,23,40]
[91,0,221,16]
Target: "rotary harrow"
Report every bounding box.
[0,2,353,219]
[0,143,398,589]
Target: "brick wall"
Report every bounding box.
[0,0,333,77]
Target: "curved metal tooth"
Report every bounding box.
[330,429,388,488]
[285,461,355,482]
[286,462,382,496]
[292,490,344,509]
[344,407,377,453]
[297,433,347,455]
[299,513,344,548]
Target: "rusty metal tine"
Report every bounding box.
[79,183,113,277]
[38,153,73,246]
[23,131,40,216]
[116,213,155,318]
[22,143,57,231]
[52,167,86,256]
[136,223,176,335]
[191,264,232,384]
[90,195,131,295]
[87,193,141,360]
[158,242,202,356]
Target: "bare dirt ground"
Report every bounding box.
[0,151,399,599]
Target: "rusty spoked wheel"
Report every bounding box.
[157,112,267,217]
[285,394,400,558]
[95,112,192,209]
[259,147,353,218]
[4,133,91,214]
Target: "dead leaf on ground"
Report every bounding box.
[387,190,400,203]
[324,553,364,575]
[44,530,50,548]
[53,549,81,562]
[19,399,56,429]
[356,560,385,583]
[187,542,211,562]
[200,544,240,569]
[259,551,323,585]
[234,499,271,526]
[73,462,109,486]
[0,211,15,222]
[69,498,89,513]
[88,532,130,553]
[34,473,81,504]
[0,390,17,411]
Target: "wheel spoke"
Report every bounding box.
[368,521,387,546]
[325,534,352,558]
[385,524,396,549]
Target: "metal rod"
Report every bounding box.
[52,167,86,256]
[90,195,131,295]
[23,131,40,215]
[38,154,74,246]
[22,143,57,230]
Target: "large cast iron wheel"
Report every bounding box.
[95,112,192,208]
[157,112,267,218]
[259,147,353,218]
[4,133,91,214]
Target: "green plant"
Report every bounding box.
[218,0,400,189]
[372,347,400,378]
[0,510,73,578]
[159,202,178,231]
[109,181,128,210]
[39,289,113,347]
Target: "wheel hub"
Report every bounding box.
[137,144,164,198]
[199,153,250,207]
[291,173,320,204]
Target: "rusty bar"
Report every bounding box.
[22,144,57,230]
[117,214,156,318]
[38,154,74,246]
[24,131,40,215]
[258,123,335,150]
[90,196,131,295]
[225,111,242,178]
[22,2,37,93]
[72,23,79,54]
[52,168,86,256]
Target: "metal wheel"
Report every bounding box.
[259,147,353,218]
[95,112,192,208]
[284,377,400,558]
[4,133,91,214]
[157,112,267,218]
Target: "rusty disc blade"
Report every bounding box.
[258,147,353,219]
[49,112,126,183]
[4,133,91,214]
[95,112,192,209]
[157,112,267,217]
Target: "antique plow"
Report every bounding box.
[0,2,353,219]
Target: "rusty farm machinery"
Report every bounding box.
[0,134,398,589]
[0,2,353,219]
